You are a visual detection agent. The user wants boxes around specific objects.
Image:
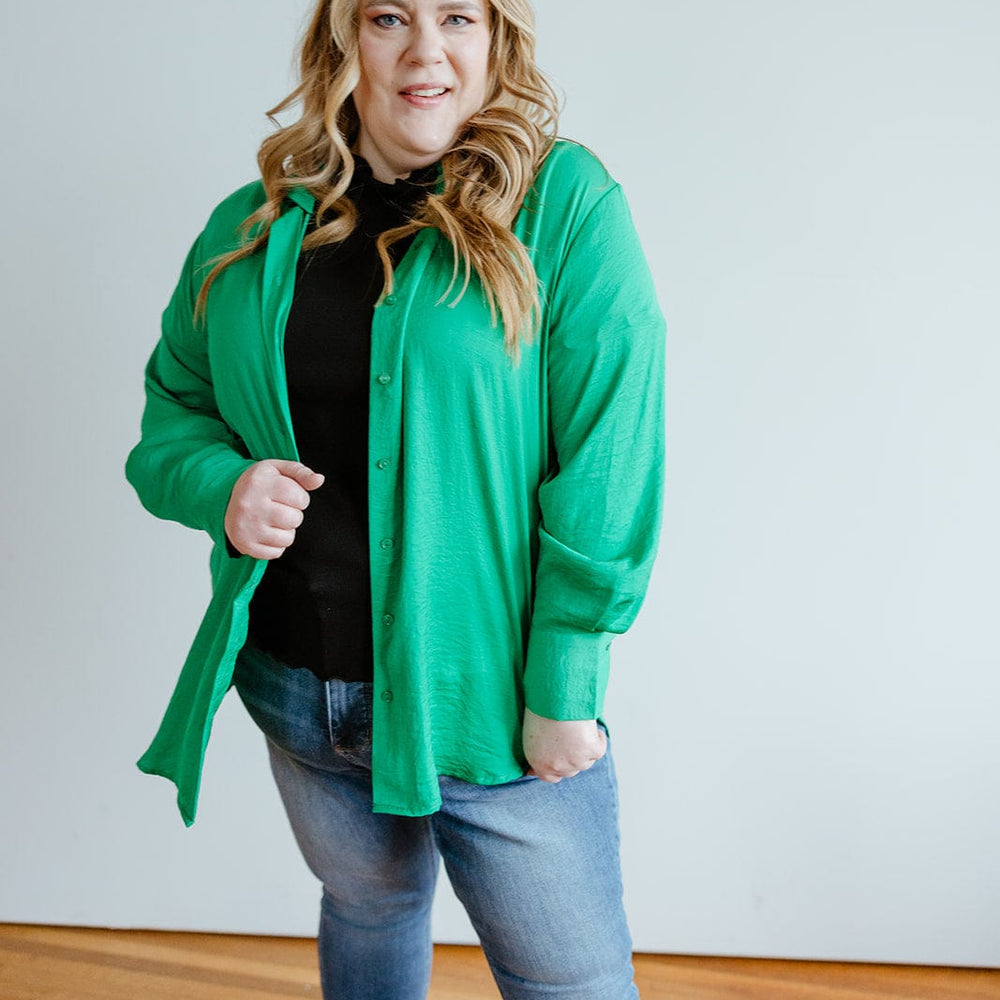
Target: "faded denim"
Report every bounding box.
[234,643,639,1000]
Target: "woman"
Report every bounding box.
[126,0,665,997]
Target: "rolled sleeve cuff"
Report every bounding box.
[522,628,613,720]
[197,456,257,552]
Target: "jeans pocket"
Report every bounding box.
[233,644,334,764]
[326,680,374,768]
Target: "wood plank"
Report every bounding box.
[0,926,319,1000]
[0,925,995,1000]
[633,957,1000,1000]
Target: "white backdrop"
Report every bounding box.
[1,0,998,967]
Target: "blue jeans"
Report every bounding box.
[233,644,639,1000]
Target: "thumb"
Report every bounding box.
[270,460,325,491]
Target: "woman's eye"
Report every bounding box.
[443,15,471,26]
[372,13,403,27]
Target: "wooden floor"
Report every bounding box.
[0,925,996,1000]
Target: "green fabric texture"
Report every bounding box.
[126,140,666,825]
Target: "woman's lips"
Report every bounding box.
[399,85,451,108]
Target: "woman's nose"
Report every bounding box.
[406,22,446,65]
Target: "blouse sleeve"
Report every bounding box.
[125,233,255,551]
[522,181,666,720]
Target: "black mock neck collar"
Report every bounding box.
[350,156,439,207]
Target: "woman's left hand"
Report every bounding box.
[522,708,607,783]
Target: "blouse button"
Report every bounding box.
[377,373,392,386]
[376,458,390,470]
[379,538,395,550]
[381,613,395,626]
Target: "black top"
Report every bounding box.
[246,159,435,682]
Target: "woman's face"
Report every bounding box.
[353,0,492,181]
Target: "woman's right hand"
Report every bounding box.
[224,460,325,559]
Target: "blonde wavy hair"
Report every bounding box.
[196,0,559,353]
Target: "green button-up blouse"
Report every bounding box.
[126,140,666,825]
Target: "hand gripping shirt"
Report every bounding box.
[125,140,666,825]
